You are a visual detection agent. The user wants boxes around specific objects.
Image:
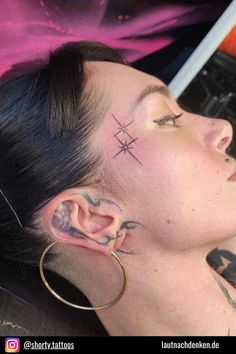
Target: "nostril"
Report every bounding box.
[218,137,230,150]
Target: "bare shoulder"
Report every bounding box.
[207,236,236,289]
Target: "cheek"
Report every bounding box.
[134,139,192,217]
[135,139,224,248]
[138,133,219,190]
[137,135,194,184]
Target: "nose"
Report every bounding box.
[205,118,234,153]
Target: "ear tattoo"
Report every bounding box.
[81,192,123,212]
[40,193,147,311]
[112,113,142,166]
[52,193,145,250]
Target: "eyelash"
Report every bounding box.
[153,113,183,127]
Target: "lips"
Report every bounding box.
[228,171,236,181]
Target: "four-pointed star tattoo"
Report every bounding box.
[112,113,142,166]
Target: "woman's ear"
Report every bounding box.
[41,189,126,255]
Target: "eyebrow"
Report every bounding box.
[135,83,171,106]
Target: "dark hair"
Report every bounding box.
[0,41,126,267]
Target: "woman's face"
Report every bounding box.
[89,61,236,250]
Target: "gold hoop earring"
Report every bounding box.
[39,241,127,311]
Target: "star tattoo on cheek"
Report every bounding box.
[112,113,142,166]
[112,113,134,140]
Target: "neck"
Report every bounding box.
[90,244,236,336]
[49,241,236,336]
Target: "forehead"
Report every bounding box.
[86,61,164,89]
[86,61,165,114]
